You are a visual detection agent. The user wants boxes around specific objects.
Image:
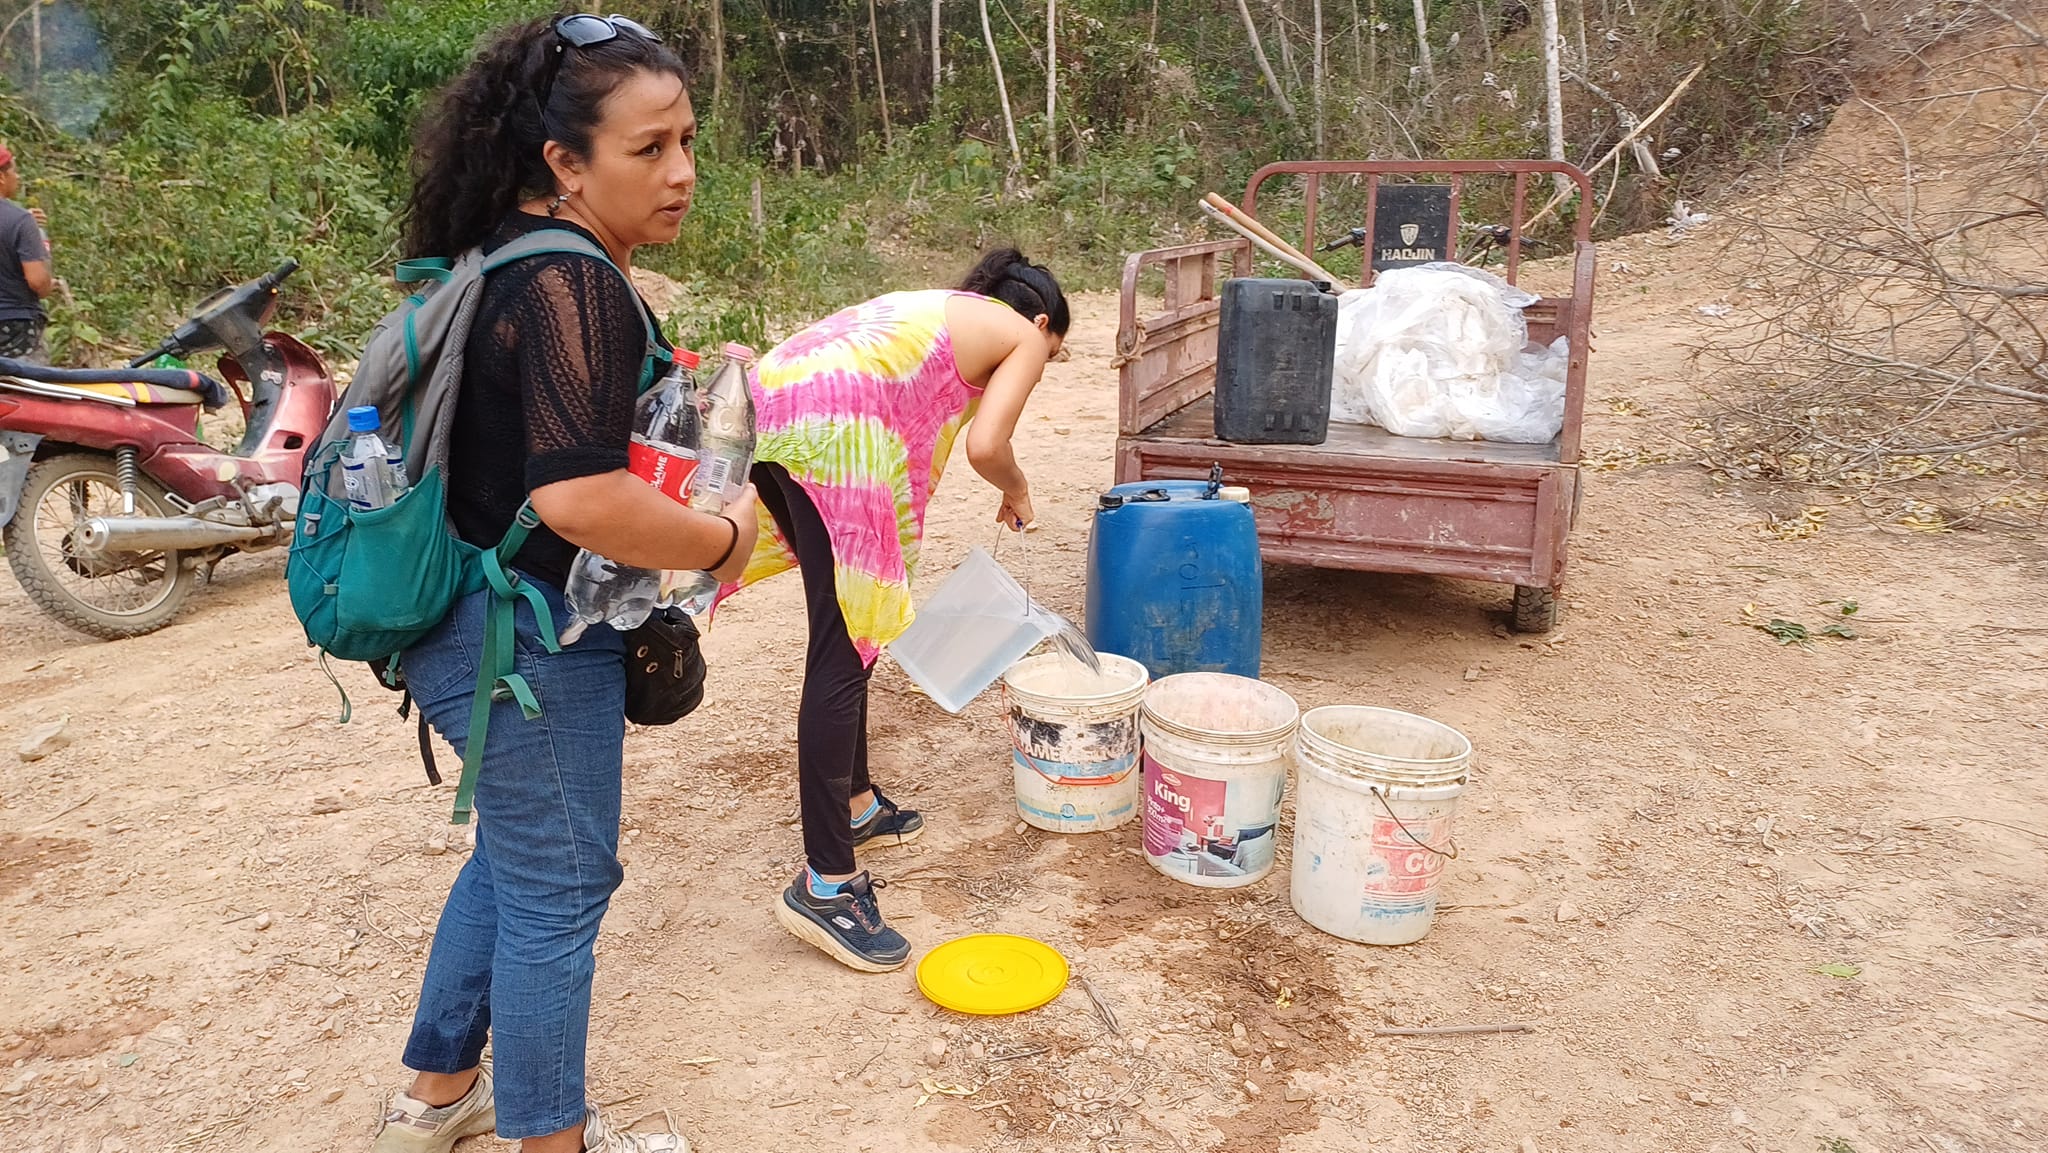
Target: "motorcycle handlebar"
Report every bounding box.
[1320,228,1368,253]
[124,259,298,368]
[126,340,175,369]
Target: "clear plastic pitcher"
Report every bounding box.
[887,547,1067,714]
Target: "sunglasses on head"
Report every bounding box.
[555,12,660,50]
[541,13,663,111]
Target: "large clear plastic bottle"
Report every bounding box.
[559,350,704,645]
[661,342,757,618]
[340,406,408,511]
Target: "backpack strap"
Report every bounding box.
[395,686,442,787]
[450,500,557,825]
[480,230,673,391]
[437,230,666,824]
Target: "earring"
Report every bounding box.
[546,191,571,217]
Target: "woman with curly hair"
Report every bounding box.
[371,14,752,1153]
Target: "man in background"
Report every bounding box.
[0,142,53,362]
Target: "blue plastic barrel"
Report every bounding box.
[1084,480,1263,680]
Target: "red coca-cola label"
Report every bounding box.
[628,441,699,502]
[1368,814,1452,895]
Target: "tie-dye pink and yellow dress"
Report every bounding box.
[724,289,986,666]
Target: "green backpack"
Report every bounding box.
[288,230,668,824]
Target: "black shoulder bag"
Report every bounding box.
[623,606,708,725]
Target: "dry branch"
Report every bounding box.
[1524,63,1705,232]
[1697,22,2046,529]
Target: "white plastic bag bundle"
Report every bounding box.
[1330,263,1568,444]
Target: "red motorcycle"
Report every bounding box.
[0,260,335,637]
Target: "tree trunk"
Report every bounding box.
[1273,1,1301,90]
[1349,0,1364,77]
[1475,0,1493,68]
[848,18,861,159]
[868,0,894,149]
[1411,0,1436,95]
[1368,0,1379,88]
[1311,0,1326,155]
[979,0,1024,176]
[1045,0,1057,173]
[1571,0,1589,68]
[932,0,943,104]
[1233,0,1299,121]
[709,0,725,120]
[1540,0,1569,194]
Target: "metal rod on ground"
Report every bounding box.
[1521,62,1705,235]
[1372,1022,1531,1036]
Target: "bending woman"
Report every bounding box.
[373,15,752,1153]
[728,249,1069,973]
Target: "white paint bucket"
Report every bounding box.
[1290,706,1471,945]
[1002,653,1151,833]
[1139,673,1300,889]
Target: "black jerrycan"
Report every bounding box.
[1213,277,1339,446]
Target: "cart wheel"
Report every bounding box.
[1511,584,1560,634]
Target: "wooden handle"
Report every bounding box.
[1199,202,1333,283]
[1203,192,1348,288]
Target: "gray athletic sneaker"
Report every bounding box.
[850,786,924,849]
[370,1066,495,1153]
[774,869,912,972]
[581,1099,690,1152]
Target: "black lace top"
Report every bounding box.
[446,212,664,589]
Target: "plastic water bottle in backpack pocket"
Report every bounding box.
[289,411,479,663]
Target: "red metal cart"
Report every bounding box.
[1114,160,1596,631]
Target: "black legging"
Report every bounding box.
[753,462,871,877]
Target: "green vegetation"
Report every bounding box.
[0,0,1854,362]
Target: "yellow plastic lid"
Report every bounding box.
[915,934,1070,1016]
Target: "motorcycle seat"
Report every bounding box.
[0,375,209,407]
[0,357,229,409]
[63,380,207,405]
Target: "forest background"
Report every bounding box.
[0,0,1880,359]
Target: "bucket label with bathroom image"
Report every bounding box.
[1141,756,1283,881]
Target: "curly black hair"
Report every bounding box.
[403,15,691,258]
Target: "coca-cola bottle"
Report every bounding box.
[559,349,703,644]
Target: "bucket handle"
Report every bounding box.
[990,526,1037,614]
[1370,784,1461,860]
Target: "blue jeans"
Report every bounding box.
[396,578,627,1139]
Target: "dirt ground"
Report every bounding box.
[6,198,2048,1153]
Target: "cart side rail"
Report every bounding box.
[1117,237,1249,437]
[1240,159,1595,285]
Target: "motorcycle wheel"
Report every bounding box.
[2,452,197,639]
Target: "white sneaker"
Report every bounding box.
[581,1100,690,1153]
[370,1066,495,1153]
